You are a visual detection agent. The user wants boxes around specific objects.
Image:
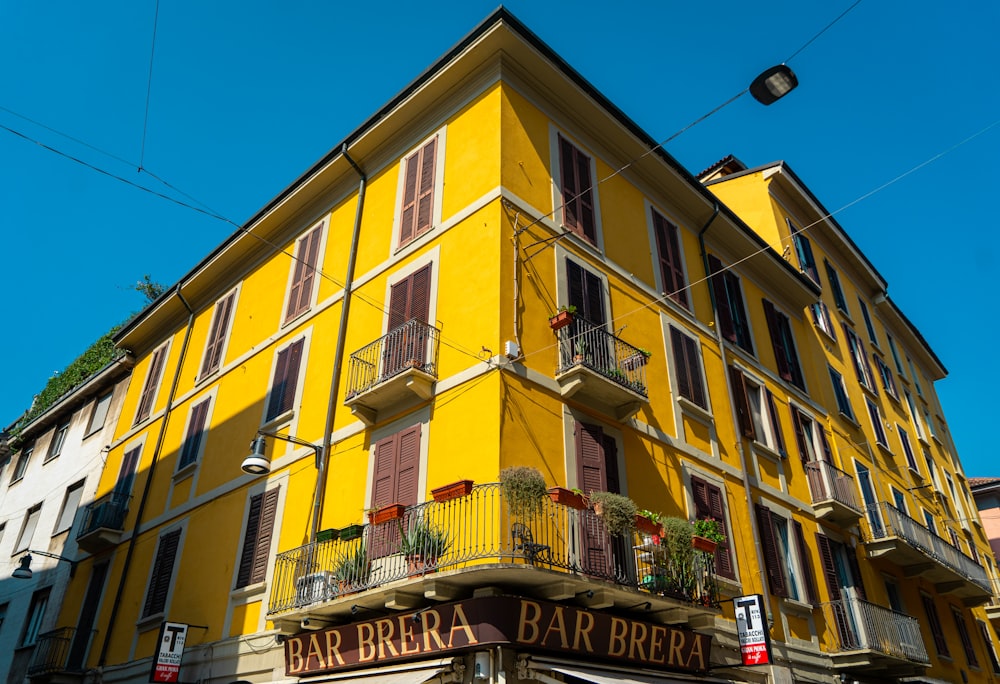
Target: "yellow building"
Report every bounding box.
[26,10,1000,684]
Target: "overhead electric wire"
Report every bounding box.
[138,0,160,171]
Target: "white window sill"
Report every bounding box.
[677,396,713,423]
[261,411,295,433]
[713,574,742,596]
[782,597,815,617]
[751,441,783,461]
[136,613,166,632]
[231,581,267,601]
[172,462,197,483]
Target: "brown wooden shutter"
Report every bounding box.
[652,210,687,307]
[388,264,432,330]
[728,366,755,438]
[953,608,979,667]
[671,329,705,407]
[396,425,421,506]
[135,345,167,423]
[143,529,181,617]
[792,409,810,463]
[817,427,833,462]
[285,226,322,322]
[921,594,950,656]
[201,292,235,377]
[399,151,420,245]
[267,338,304,420]
[566,260,606,327]
[250,487,280,585]
[371,435,398,509]
[762,299,792,382]
[370,425,421,557]
[707,255,736,343]
[845,546,868,601]
[692,477,734,579]
[576,422,608,495]
[415,138,437,236]
[815,533,841,600]
[756,504,788,597]
[559,136,596,243]
[236,492,263,588]
[793,521,818,604]
[113,446,142,501]
[179,399,210,469]
[765,390,786,456]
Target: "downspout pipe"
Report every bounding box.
[314,143,366,541]
[98,286,195,667]
[698,202,770,600]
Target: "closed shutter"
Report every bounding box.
[179,399,210,469]
[922,594,950,657]
[201,291,235,377]
[729,366,755,438]
[385,265,433,377]
[793,521,818,604]
[559,136,596,243]
[285,226,322,322]
[113,446,142,501]
[652,210,687,307]
[692,476,734,579]
[135,345,167,423]
[817,427,833,462]
[766,390,786,456]
[792,409,811,463]
[369,425,422,557]
[762,299,792,382]
[671,329,705,407]
[576,422,613,577]
[707,255,736,343]
[236,487,280,588]
[816,533,853,646]
[236,493,264,588]
[845,546,868,601]
[399,138,438,246]
[756,504,788,597]
[143,529,181,617]
[266,339,304,420]
[576,422,608,495]
[953,608,979,667]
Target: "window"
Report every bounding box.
[755,503,817,603]
[284,223,323,322]
[670,327,707,408]
[898,426,918,471]
[920,594,949,657]
[113,445,142,502]
[143,529,182,618]
[762,300,805,390]
[200,290,236,378]
[790,223,819,284]
[924,451,940,491]
[953,607,979,667]
[857,298,879,347]
[730,367,785,456]
[924,408,938,441]
[45,422,70,462]
[370,424,422,557]
[905,391,926,440]
[135,343,169,424]
[923,509,937,534]
[86,391,113,436]
[15,503,42,552]
[707,254,753,353]
[557,135,597,243]
[978,621,1000,674]
[885,578,905,613]
[906,356,924,397]
[892,488,907,513]
[54,480,85,534]
[844,325,877,394]
[10,443,33,484]
[691,476,735,579]
[887,334,905,374]
[398,136,440,246]
[265,338,305,422]
[235,487,280,588]
[824,260,848,313]
[866,399,889,448]
[178,398,211,470]
[385,263,434,376]
[811,301,837,340]
[21,588,50,647]
[874,356,898,399]
[828,366,855,420]
[651,209,687,307]
[791,408,832,463]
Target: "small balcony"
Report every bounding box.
[805,460,863,526]
[267,484,718,628]
[27,627,81,683]
[554,317,649,420]
[76,495,130,553]
[984,578,1000,626]
[821,598,929,675]
[344,320,440,426]
[862,502,991,606]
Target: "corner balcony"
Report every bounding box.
[554,317,649,420]
[344,320,440,426]
[27,627,82,684]
[862,502,991,606]
[821,598,929,675]
[805,460,863,526]
[76,495,130,553]
[267,484,718,630]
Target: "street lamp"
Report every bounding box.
[242,430,323,475]
[748,64,799,105]
[12,550,77,580]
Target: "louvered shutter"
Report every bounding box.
[236,493,264,588]
[707,255,736,343]
[399,151,420,245]
[652,210,687,307]
[267,339,303,420]
[575,422,613,577]
[574,149,595,242]
[285,226,322,322]
[576,423,608,495]
[729,366,755,438]
[953,608,979,667]
[692,477,734,579]
[179,399,210,469]
[792,409,810,463]
[396,425,421,507]
[559,136,596,242]
[671,329,692,402]
[816,533,853,646]
[922,594,950,656]
[136,345,167,423]
[766,390,786,456]
[143,529,181,617]
[113,446,142,501]
[559,136,579,230]
[415,138,437,237]
[250,488,280,585]
[756,504,788,597]
[818,427,833,462]
[202,292,235,377]
[371,434,398,509]
[845,546,868,601]
[793,521,818,604]
[763,299,792,382]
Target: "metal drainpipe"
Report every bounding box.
[314,143,366,541]
[98,286,195,667]
[697,203,769,599]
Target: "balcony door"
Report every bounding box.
[576,422,628,581]
[818,534,869,648]
[856,463,883,537]
[384,265,431,379]
[566,261,610,369]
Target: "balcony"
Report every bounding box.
[820,598,929,675]
[76,495,130,553]
[27,627,82,683]
[554,317,649,420]
[862,502,991,606]
[805,460,863,526]
[984,578,1000,627]
[267,484,718,628]
[345,320,440,426]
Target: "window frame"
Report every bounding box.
[15,503,42,553]
[669,326,708,410]
[45,421,71,462]
[874,355,899,400]
[921,593,950,658]
[790,406,832,464]
[282,220,326,324]
[897,425,919,472]
[553,132,602,247]
[54,480,85,535]
[857,297,880,348]
[21,588,50,648]
[142,527,183,620]
[394,130,446,250]
[730,366,785,456]
[134,341,170,425]
[762,299,806,390]
[828,366,855,420]
[865,398,889,448]
[9,443,34,484]
[756,502,817,604]
[235,486,281,589]
[824,260,849,313]
[952,607,980,668]
[843,325,877,395]
[789,221,819,284]
[263,336,307,425]
[689,474,736,580]
[85,390,114,436]
[707,254,754,354]
[199,287,238,380]
[648,205,689,308]
[178,396,213,471]
[811,301,837,341]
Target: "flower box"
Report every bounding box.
[621,353,649,372]
[635,515,661,535]
[547,486,586,509]
[431,479,474,502]
[316,528,340,542]
[691,535,719,554]
[369,503,406,524]
[549,311,574,331]
[339,524,364,541]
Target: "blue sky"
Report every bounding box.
[1,2,997,475]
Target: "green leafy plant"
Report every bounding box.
[589,491,638,536]
[639,509,664,525]
[692,517,725,543]
[637,348,652,358]
[660,516,694,559]
[500,466,548,518]
[556,305,578,315]
[400,518,449,560]
[333,543,370,585]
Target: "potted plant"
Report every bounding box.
[572,340,588,364]
[589,491,638,536]
[339,524,365,541]
[400,518,449,574]
[549,305,576,331]
[547,486,587,509]
[635,509,663,536]
[369,503,406,524]
[691,518,725,553]
[316,527,340,542]
[333,543,370,592]
[658,517,696,598]
[431,479,474,502]
[622,348,652,371]
[500,466,548,519]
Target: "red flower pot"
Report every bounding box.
[369,503,406,524]
[635,515,661,535]
[549,311,573,331]
[547,487,586,509]
[431,480,474,502]
[691,535,718,554]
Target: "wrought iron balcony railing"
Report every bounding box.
[821,597,929,664]
[805,460,862,512]
[27,627,75,676]
[77,494,130,540]
[345,319,440,399]
[554,316,648,397]
[862,502,989,592]
[268,484,717,614]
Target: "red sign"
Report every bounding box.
[150,622,188,683]
[735,595,772,666]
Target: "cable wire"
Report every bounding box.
[784,0,863,64]
[139,0,160,171]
